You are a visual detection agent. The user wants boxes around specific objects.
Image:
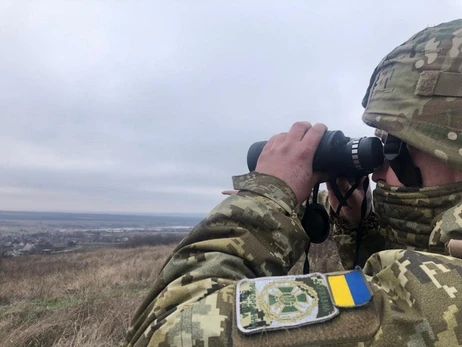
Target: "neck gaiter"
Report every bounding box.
[373,181,462,252]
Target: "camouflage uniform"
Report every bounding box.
[126,20,462,346]
[126,173,462,346]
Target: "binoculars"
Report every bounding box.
[247,130,384,177]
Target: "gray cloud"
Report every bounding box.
[0,1,460,213]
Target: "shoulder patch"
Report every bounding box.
[326,268,373,308]
[236,273,339,334]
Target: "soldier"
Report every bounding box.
[126,19,462,346]
[328,18,462,270]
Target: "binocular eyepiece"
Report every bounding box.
[247,130,384,177]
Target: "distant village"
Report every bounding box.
[0,228,190,257]
[0,211,201,257]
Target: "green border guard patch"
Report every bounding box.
[236,273,339,334]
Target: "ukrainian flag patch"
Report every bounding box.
[326,268,372,308]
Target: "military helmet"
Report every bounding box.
[362,19,462,170]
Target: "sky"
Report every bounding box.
[0,1,460,214]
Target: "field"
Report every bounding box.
[0,245,176,347]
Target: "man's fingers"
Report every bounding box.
[265,133,288,151]
[329,177,369,196]
[222,190,239,195]
[336,177,352,193]
[264,133,279,151]
[300,123,328,162]
[326,178,351,205]
[266,133,278,145]
[259,132,288,166]
[326,179,351,194]
[286,121,312,142]
[274,132,288,146]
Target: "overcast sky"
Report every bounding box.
[0,1,460,214]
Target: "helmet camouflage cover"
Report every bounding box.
[362,19,462,170]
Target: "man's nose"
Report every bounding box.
[372,160,390,183]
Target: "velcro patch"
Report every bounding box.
[415,71,462,97]
[236,273,339,334]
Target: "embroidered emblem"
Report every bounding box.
[259,279,318,322]
[326,268,373,308]
[236,273,339,334]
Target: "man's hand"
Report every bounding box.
[326,177,372,226]
[255,122,327,205]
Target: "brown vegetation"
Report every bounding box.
[0,245,175,347]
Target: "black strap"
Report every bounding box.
[353,176,370,267]
[303,176,369,273]
[303,184,330,274]
[303,241,311,274]
[329,175,362,217]
[328,174,368,267]
[312,183,319,203]
[302,185,319,275]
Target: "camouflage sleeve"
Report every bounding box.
[317,190,386,270]
[125,172,309,347]
[362,249,462,346]
[429,204,462,254]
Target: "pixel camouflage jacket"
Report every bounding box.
[126,172,462,346]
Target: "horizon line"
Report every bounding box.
[0,209,207,217]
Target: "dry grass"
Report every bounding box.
[0,239,342,346]
[0,245,175,347]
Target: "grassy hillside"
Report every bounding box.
[0,245,175,347]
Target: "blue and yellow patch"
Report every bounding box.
[327,268,372,307]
